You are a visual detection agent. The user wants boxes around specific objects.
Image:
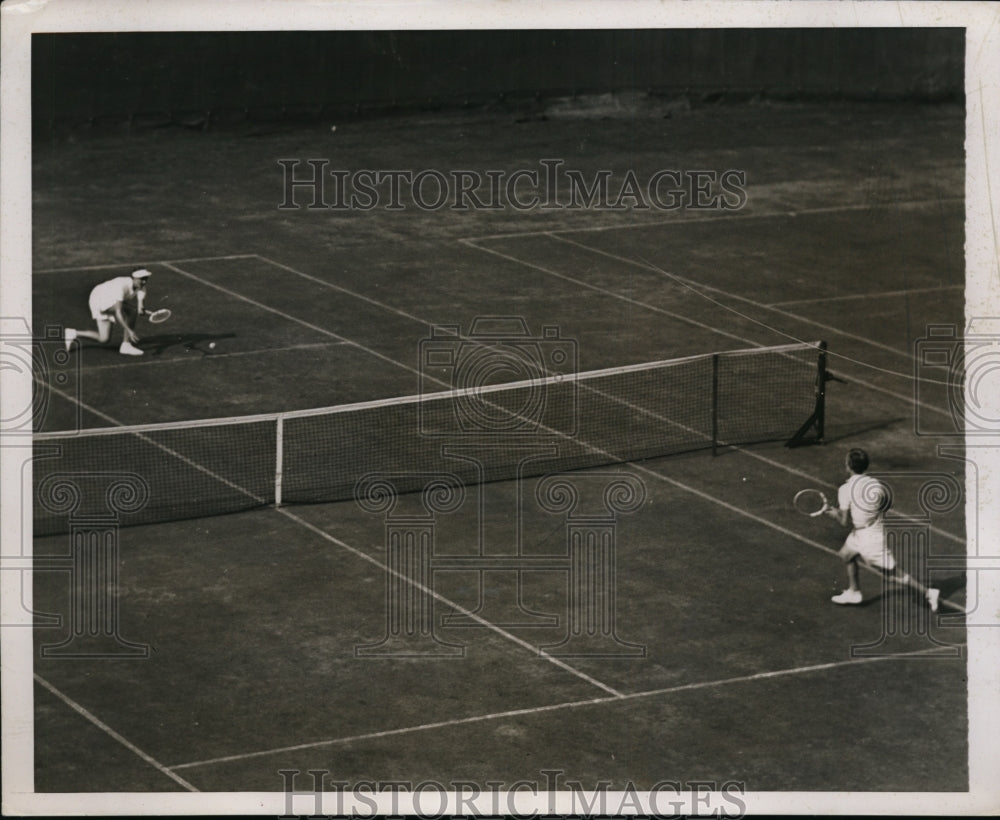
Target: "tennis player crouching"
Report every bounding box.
[64,269,151,356]
[826,448,941,612]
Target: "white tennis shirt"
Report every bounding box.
[89,276,140,316]
[838,473,886,530]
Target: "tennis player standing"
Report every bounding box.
[827,448,941,612]
[64,269,151,356]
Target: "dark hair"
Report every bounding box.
[847,448,869,474]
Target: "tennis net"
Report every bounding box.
[33,340,827,535]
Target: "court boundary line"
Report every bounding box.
[41,381,270,505]
[456,238,777,350]
[458,238,966,546]
[545,232,919,361]
[43,359,968,587]
[37,256,969,603]
[770,284,964,308]
[549,235,968,395]
[248,253,965,547]
[73,341,346,372]
[33,393,968,777]
[35,389,626,701]
[42,254,967,547]
[34,673,200,792]
[169,644,960,771]
[160,261,430,386]
[461,236,955,420]
[38,340,817,438]
[34,287,969,780]
[33,254,259,274]
[545,233,965,393]
[250,252,765,365]
[720,445,965,547]
[40,373,968,613]
[254,253,445,329]
[628,452,966,613]
[274,506,625,698]
[459,196,964,243]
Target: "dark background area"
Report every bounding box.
[32,28,964,138]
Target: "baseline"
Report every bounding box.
[459,197,964,243]
[33,254,259,275]
[169,645,956,771]
[34,673,200,792]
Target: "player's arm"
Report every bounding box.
[825,505,849,527]
[112,301,139,343]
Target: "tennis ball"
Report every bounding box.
[208,342,216,349]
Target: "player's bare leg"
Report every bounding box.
[65,318,112,349]
[832,557,863,605]
[66,311,143,356]
[885,568,940,611]
[895,570,941,611]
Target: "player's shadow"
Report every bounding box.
[933,573,966,599]
[141,332,236,356]
[858,573,966,609]
[855,588,914,608]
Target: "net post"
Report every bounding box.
[815,340,827,442]
[275,414,284,507]
[711,353,719,456]
[785,340,828,448]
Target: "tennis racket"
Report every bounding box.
[143,308,172,324]
[793,488,830,517]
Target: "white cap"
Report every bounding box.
[131,269,152,280]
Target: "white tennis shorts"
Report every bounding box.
[89,296,120,322]
[843,526,894,571]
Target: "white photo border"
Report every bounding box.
[2,0,998,815]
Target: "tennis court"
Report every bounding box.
[20,25,974,807]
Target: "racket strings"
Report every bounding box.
[793,488,829,516]
[146,308,172,324]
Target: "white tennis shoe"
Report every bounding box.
[831,589,863,605]
[119,340,144,356]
